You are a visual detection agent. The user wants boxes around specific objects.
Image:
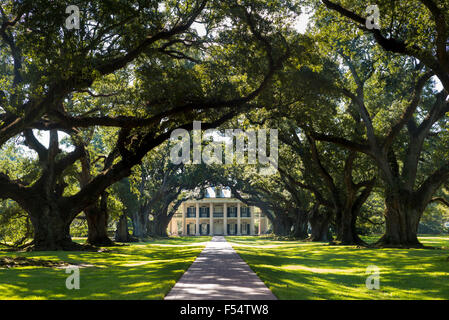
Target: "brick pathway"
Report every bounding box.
[164,236,277,300]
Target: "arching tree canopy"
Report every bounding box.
[0,0,449,250]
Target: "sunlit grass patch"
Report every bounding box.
[227,235,449,300]
[0,237,209,300]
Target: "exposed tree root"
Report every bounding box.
[21,240,114,252]
[0,256,70,268]
[86,237,115,247]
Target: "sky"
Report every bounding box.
[192,11,310,36]
[294,11,311,34]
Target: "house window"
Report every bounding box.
[215,187,224,198]
[199,207,210,218]
[227,206,237,217]
[241,222,249,235]
[187,206,196,217]
[241,206,251,217]
[213,206,223,217]
[186,223,196,235]
[200,224,209,235]
[227,223,238,235]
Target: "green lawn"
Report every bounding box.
[226,235,449,300]
[0,236,210,300]
[3,235,448,300]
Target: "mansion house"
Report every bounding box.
[167,188,270,236]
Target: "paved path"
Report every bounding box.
[165,236,277,300]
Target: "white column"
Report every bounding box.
[195,202,200,236]
[237,202,241,235]
[250,206,254,235]
[209,203,213,236]
[223,202,227,235]
[182,202,186,235]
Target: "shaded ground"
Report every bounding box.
[0,236,210,300]
[0,256,71,268]
[226,235,449,300]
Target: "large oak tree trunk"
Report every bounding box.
[115,214,136,242]
[291,210,308,239]
[86,210,111,246]
[85,203,112,247]
[272,214,293,236]
[28,204,78,251]
[308,209,332,242]
[85,192,113,246]
[132,208,148,238]
[335,179,374,246]
[148,215,169,237]
[376,191,423,247]
[336,208,365,245]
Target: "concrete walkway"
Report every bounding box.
[165,236,277,300]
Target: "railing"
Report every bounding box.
[190,211,250,218]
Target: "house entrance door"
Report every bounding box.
[213,222,223,235]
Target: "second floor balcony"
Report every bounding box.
[186,204,251,218]
[199,207,210,218]
[213,211,224,217]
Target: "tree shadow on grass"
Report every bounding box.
[0,242,205,299]
[233,239,449,300]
